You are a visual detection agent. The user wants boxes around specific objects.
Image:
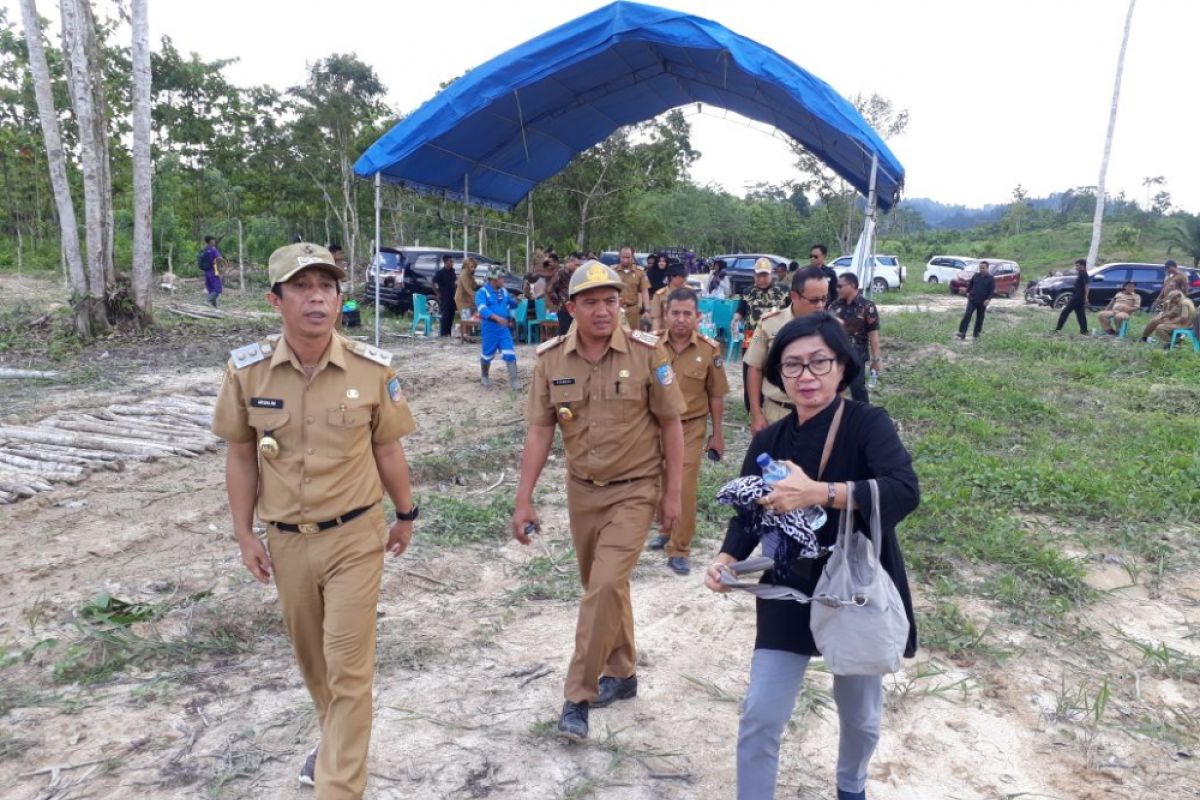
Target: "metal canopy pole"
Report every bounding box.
[864,153,878,298]
[526,194,534,274]
[374,173,382,348]
[463,174,470,261]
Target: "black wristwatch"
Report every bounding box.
[395,505,420,521]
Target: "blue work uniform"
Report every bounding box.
[475,283,518,363]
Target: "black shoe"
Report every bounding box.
[955,332,965,340]
[667,556,691,575]
[593,675,638,708]
[557,701,588,740]
[837,789,866,800]
[646,534,669,551]
[298,744,318,787]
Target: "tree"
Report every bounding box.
[791,92,908,253]
[129,0,151,319]
[1141,175,1164,210]
[1086,0,1137,270]
[20,0,89,333]
[290,53,390,283]
[59,0,112,333]
[1004,183,1031,235]
[1164,214,1200,267]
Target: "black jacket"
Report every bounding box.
[432,267,457,301]
[967,273,995,302]
[719,398,920,657]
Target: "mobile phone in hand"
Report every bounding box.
[707,448,721,462]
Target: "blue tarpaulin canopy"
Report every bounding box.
[354,1,904,212]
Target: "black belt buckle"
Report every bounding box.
[273,505,370,534]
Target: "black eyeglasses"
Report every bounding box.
[780,357,837,378]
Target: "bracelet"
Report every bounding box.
[826,482,837,504]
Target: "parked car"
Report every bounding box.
[948,259,1022,298]
[1026,262,1200,310]
[829,255,904,292]
[362,247,522,315]
[923,255,977,284]
[708,253,792,296]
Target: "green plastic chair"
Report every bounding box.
[1169,328,1199,352]
[411,293,433,335]
[711,298,737,341]
[510,298,529,341]
[523,297,556,343]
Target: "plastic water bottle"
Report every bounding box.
[757,453,790,484]
[867,368,879,390]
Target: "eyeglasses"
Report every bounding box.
[780,357,837,379]
[800,295,827,305]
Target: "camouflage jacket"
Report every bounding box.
[740,286,788,331]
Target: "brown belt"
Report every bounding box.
[271,505,371,534]
[765,397,795,411]
[570,474,654,488]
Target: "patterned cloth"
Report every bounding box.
[739,285,788,332]
[716,475,827,577]
[830,293,880,360]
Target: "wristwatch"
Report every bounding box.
[395,505,420,521]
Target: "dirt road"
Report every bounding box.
[0,277,1194,799]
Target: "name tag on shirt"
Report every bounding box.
[250,397,284,409]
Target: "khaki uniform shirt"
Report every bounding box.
[1163,271,1188,297]
[212,333,416,524]
[659,331,729,420]
[455,269,478,315]
[1107,290,1140,313]
[615,265,650,312]
[526,326,686,483]
[744,306,794,407]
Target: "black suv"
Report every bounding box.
[1028,262,1200,310]
[709,253,792,296]
[361,247,523,314]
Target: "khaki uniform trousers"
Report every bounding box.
[1098,309,1131,332]
[267,503,387,800]
[564,475,659,703]
[762,397,793,425]
[1142,314,1189,341]
[621,305,639,332]
[666,416,709,558]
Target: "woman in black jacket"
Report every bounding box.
[704,312,919,800]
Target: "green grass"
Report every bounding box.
[877,305,1199,621]
[419,494,515,545]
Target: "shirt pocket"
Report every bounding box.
[603,376,645,422]
[316,406,372,455]
[246,409,289,435]
[548,382,584,423]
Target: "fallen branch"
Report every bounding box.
[0,367,61,379]
[468,471,505,495]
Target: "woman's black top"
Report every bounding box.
[719,398,920,657]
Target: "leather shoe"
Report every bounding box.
[646,534,669,550]
[837,789,866,800]
[593,674,637,707]
[667,556,690,575]
[557,701,588,740]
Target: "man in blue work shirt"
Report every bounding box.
[475,266,520,389]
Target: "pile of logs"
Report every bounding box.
[162,303,275,321]
[0,394,218,504]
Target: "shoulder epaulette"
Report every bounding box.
[347,340,394,367]
[630,330,659,347]
[655,286,669,296]
[229,341,270,369]
[759,309,783,321]
[536,336,564,355]
[700,333,720,349]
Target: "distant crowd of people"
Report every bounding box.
[957,257,1195,347]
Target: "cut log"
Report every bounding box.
[0,426,193,457]
[0,452,86,477]
[0,368,62,379]
[38,419,212,452]
[0,445,122,471]
[4,441,128,463]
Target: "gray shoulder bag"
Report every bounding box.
[809,479,908,675]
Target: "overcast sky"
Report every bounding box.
[13,0,1200,212]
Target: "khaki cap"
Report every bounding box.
[268,243,347,284]
[753,257,774,274]
[568,260,624,296]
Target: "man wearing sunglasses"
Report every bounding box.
[744,267,832,433]
[810,244,837,305]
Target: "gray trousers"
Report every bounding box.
[737,648,882,799]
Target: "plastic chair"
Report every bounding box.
[1169,328,1199,352]
[510,298,529,340]
[523,297,554,344]
[411,293,433,335]
[1117,318,1129,339]
[725,324,743,363]
[697,297,717,318]
[710,298,737,341]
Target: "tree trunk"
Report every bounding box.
[76,0,115,286]
[19,0,87,334]
[1087,0,1137,269]
[130,0,153,322]
[59,0,110,334]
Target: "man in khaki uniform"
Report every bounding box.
[1141,289,1195,345]
[745,266,831,432]
[614,245,651,331]
[1098,280,1140,335]
[649,262,688,331]
[646,287,728,575]
[212,243,418,800]
[512,260,685,741]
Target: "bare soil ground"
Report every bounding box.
[0,276,1195,800]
